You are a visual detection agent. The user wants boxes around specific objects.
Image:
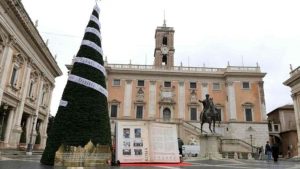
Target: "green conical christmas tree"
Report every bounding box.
[41,4,111,165]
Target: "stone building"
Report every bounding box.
[284,66,300,157]
[104,21,269,150]
[0,0,62,149]
[267,104,298,158]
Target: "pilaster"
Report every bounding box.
[148,81,156,118]
[201,83,208,99]
[178,81,185,119]
[226,81,237,121]
[123,80,132,117]
[0,45,14,103]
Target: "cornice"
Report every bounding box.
[2,0,62,77]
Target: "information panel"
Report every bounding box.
[116,121,180,163]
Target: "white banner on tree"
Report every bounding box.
[94,4,100,15]
[68,74,108,97]
[59,100,68,107]
[90,15,101,29]
[81,40,103,56]
[73,57,106,77]
[85,27,102,40]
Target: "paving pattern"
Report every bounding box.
[0,154,299,169]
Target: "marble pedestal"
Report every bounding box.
[199,134,222,159]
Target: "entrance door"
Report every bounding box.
[163,108,171,121]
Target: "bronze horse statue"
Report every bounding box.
[199,95,221,133]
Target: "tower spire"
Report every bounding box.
[163,10,166,27]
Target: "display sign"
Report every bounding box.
[116,121,180,163]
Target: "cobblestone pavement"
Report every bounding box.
[0,154,299,169]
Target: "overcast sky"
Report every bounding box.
[22,0,300,116]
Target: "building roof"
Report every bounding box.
[1,0,62,78]
[267,104,294,116]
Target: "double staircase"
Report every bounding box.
[179,120,259,159]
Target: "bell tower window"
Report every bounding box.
[162,55,167,65]
[163,36,167,46]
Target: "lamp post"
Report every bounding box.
[26,114,37,155]
[0,104,8,141]
[250,134,253,153]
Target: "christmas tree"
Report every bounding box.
[41,4,111,165]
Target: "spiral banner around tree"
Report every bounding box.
[41,4,111,166]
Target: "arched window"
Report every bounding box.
[162,36,167,45]
[163,108,171,121]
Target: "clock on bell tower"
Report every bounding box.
[153,20,175,68]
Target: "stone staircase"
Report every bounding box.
[180,121,259,159]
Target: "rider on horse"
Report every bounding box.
[199,94,210,120]
[199,94,220,133]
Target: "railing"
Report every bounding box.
[182,121,208,134]
[106,64,261,74]
[220,138,260,153]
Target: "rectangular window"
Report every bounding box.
[274,124,279,132]
[111,105,118,118]
[242,82,250,89]
[213,83,220,90]
[164,81,171,88]
[10,66,18,86]
[137,80,144,87]
[190,82,197,89]
[136,106,143,119]
[28,81,34,97]
[190,107,197,121]
[113,79,121,86]
[245,108,252,121]
[41,91,46,104]
[215,108,222,121]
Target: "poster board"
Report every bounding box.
[116,121,180,163]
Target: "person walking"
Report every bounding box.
[178,138,184,155]
[272,142,279,162]
[265,141,272,161]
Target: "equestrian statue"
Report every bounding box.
[199,94,221,133]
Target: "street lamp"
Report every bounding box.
[0,104,9,141]
[26,114,37,155]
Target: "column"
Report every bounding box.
[148,81,156,118]
[4,108,15,146]
[258,81,267,121]
[226,81,237,120]
[201,83,208,99]
[292,93,300,156]
[13,62,32,129]
[40,86,53,149]
[31,75,45,143]
[178,81,185,119]
[123,80,132,117]
[10,62,32,147]
[0,45,14,103]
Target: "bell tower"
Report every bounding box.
[154,19,175,68]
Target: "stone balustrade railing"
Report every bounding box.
[106,64,261,73]
[290,66,300,76]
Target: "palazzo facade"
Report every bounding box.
[0,0,62,149]
[103,22,269,148]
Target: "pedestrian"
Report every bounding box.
[265,141,272,161]
[178,138,184,155]
[258,146,263,160]
[272,142,279,162]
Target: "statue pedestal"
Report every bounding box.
[199,134,222,159]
